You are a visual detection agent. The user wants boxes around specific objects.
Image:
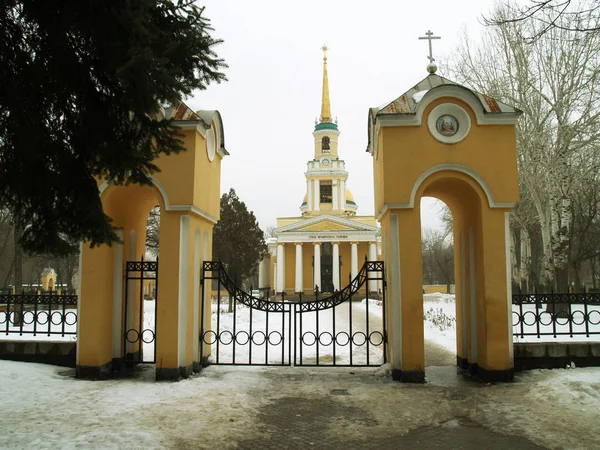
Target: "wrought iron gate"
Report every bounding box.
[124,258,158,363]
[200,260,385,367]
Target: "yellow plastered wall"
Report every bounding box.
[78,121,224,378]
[373,92,518,379]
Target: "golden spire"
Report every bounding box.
[320,44,331,123]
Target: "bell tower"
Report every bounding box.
[301,46,356,217]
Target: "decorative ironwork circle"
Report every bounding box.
[203,330,218,345]
[555,313,569,326]
[318,332,334,346]
[22,311,35,325]
[301,331,317,346]
[571,311,585,326]
[369,331,384,346]
[219,330,234,345]
[125,328,140,343]
[10,312,25,326]
[235,331,250,346]
[352,331,367,346]
[141,329,155,344]
[588,310,600,326]
[267,331,283,346]
[51,311,63,326]
[36,311,49,326]
[512,311,521,327]
[335,331,350,346]
[0,313,6,325]
[251,330,266,346]
[64,311,77,326]
[522,311,537,327]
[539,311,553,326]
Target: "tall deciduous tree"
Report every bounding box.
[0,0,227,254]
[447,4,600,290]
[422,228,454,292]
[484,0,600,42]
[213,188,267,293]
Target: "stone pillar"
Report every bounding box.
[350,242,358,280]
[276,244,285,293]
[340,180,346,210]
[295,243,303,293]
[332,242,340,291]
[313,179,320,211]
[313,243,321,291]
[307,179,313,210]
[258,256,270,288]
[368,242,377,293]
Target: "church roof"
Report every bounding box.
[275,214,379,234]
[370,73,521,118]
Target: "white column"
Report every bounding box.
[313,243,321,291]
[177,215,190,369]
[332,180,338,210]
[112,228,124,359]
[192,228,201,367]
[368,242,377,292]
[340,180,346,210]
[332,243,340,291]
[307,179,313,211]
[276,244,285,292]
[351,242,358,280]
[469,227,478,364]
[313,179,320,211]
[258,256,269,288]
[295,243,303,293]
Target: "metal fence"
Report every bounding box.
[512,291,600,339]
[0,292,78,338]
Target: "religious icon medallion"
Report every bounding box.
[436,114,459,137]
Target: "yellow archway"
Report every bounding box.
[368,73,520,382]
[76,104,227,380]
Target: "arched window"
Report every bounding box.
[321,136,330,152]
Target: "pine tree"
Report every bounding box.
[0,0,227,254]
[213,188,267,293]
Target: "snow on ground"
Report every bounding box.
[1,356,600,448]
[2,294,600,448]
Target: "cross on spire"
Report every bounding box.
[321,44,328,62]
[418,30,441,63]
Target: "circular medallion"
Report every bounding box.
[436,115,459,137]
[427,103,471,144]
[321,158,330,167]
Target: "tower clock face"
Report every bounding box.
[321,158,330,167]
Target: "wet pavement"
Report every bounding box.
[235,366,547,450]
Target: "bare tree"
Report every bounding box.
[446,5,600,290]
[484,0,600,42]
[422,228,454,292]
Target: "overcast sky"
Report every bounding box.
[187,0,516,231]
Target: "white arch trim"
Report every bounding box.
[376,164,516,220]
[98,176,218,224]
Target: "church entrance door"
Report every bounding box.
[320,242,334,293]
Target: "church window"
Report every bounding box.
[320,182,332,203]
[321,136,330,152]
[322,242,332,255]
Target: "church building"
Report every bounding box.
[260,47,380,295]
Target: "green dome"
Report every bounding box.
[314,122,339,131]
